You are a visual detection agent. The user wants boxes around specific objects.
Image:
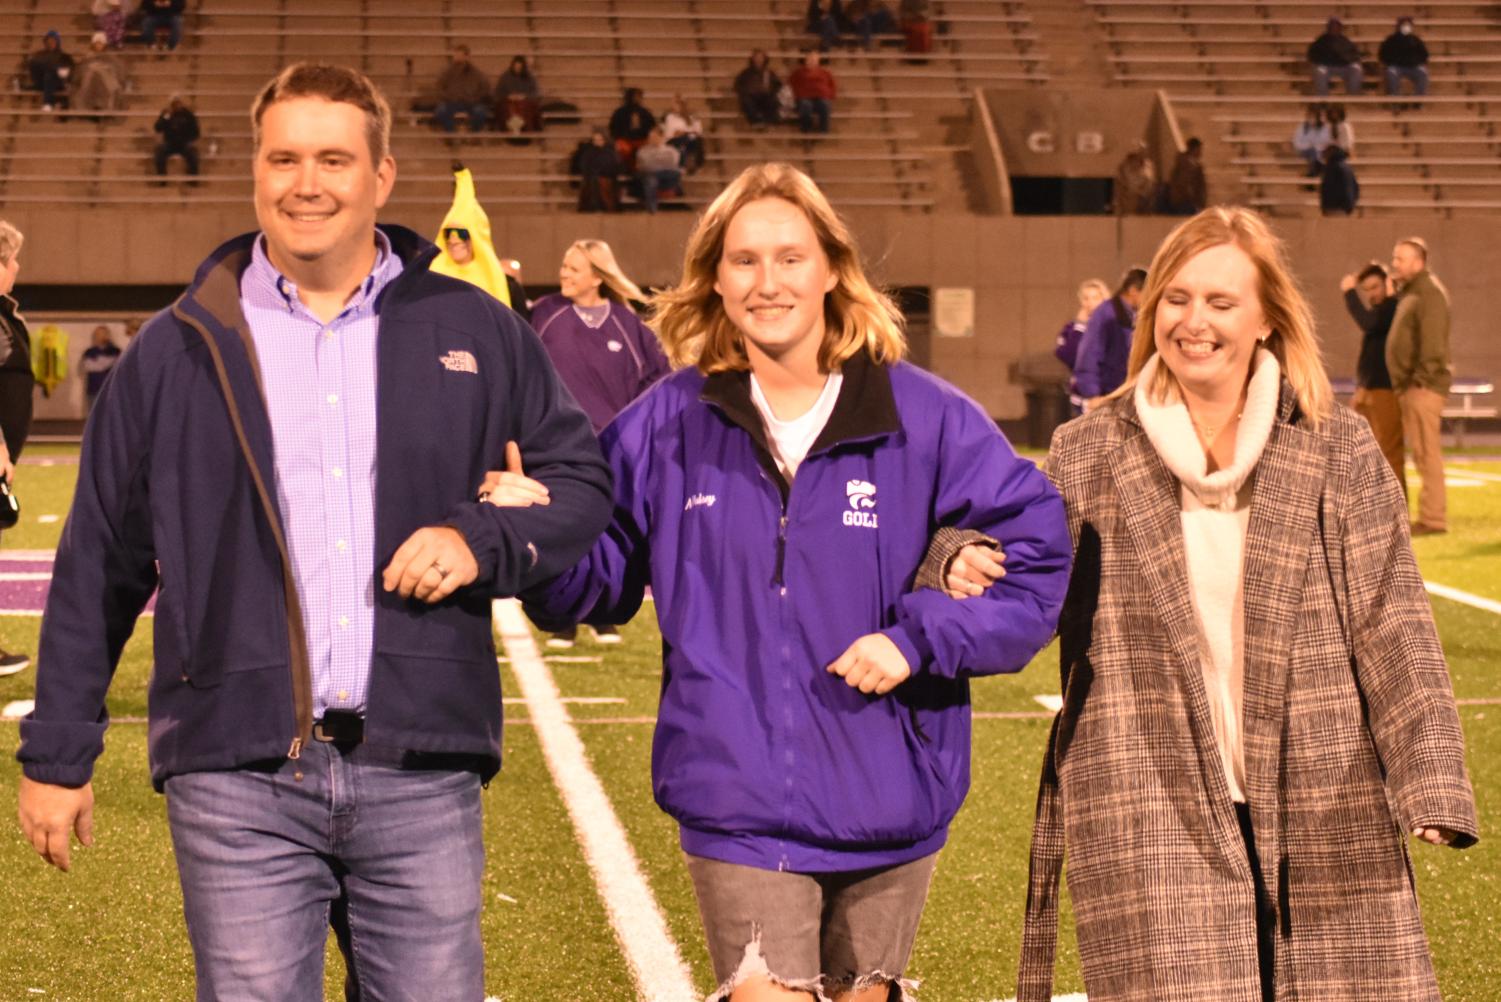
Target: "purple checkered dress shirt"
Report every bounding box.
[240,232,403,719]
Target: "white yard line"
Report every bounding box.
[1444,465,1501,484]
[492,598,697,1002]
[1425,581,1501,617]
[0,549,56,561]
[0,573,54,582]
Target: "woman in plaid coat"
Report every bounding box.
[969,207,1478,1001]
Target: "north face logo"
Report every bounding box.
[843,480,877,528]
[440,350,478,374]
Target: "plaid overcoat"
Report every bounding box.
[1016,384,1478,1001]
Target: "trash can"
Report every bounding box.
[1015,352,1074,449]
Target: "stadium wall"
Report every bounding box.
[13,208,1497,421]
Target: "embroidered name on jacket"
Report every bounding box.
[844,479,878,528]
[439,350,479,374]
[684,493,717,511]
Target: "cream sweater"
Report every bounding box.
[1134,349,1281,803]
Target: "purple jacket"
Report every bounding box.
[18,226,612,790]
[525,354,1071,871]
[531,293,671,432]
[1073,296,1136,400]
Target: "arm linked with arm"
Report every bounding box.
[438,301,613,598]
[882,397,1072,679]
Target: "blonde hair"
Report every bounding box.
[1120,206,1332,426]
[650,162,905,373]
[0,220,22,266]
[1077,278,1109,304]
[566,239,646,307]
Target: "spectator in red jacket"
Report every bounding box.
[789,51,836,134]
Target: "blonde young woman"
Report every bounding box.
[529,239,669,646]
[495,164,1071,1000]
[945,207,1477,1001]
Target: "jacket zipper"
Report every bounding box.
[773,514,788,587]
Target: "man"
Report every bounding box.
[1387,237,1451,535]
[153,94,200,178]
[0,219,34,675]
[434,44,491,133]
[1307,16,1364,96]
[16,63,612,998]
[1163,137,1206,215]
[789,49,837,134]
[1341,262,1403,491]
[1380,16,1430,98]
[633,125,682,214]
[1075,266,1147,410]
[79,324,122,416]
[141,0,187,51]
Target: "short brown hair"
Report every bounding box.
[1396,236,1429,263]
[650,163,905,374]
[250,63,392,164]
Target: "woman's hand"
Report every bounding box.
[476,441,550,508]
[1413,826,1460,846]
[945,543,1005,599]
[827,633,911,695]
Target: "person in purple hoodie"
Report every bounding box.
[529,239,669,647]
[1073,266,1146,411]
[1053,277,1109,415]
[490,163,1071,1001]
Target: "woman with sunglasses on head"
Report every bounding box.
[493,163,1070,1000]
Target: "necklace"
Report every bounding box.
[1190,409,1243,443]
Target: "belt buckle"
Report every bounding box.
[312,712,364,745]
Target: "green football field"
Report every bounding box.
[0,444,1497,1001]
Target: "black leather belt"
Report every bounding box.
[312,711,364,745]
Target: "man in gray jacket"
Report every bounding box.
[1386,236,1451,534]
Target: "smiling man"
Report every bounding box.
[16,63,611,998]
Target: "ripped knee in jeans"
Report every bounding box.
[710,932,920,1002]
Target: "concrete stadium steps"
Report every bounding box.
[2,0,1033,213]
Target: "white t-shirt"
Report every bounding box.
[749,371,844,480]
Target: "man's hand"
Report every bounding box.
[382,526,479,603]
[827,633,911,695]
[1339,273,1357,293]
[18,777,94,872]
[0,440,13,485]
[1413,826,1460,846]
[477,441,549,508]
[945,543,1005,599]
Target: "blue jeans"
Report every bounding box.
[637,167,682,212]
[1385,64,1429,96]
[434,101,490,132]
[165,742,485,1001]
[1312,63,1363,96]
[142,12,184,49]
[797,97,831,133]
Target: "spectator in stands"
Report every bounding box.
[1307,17,1364,96]
[140,0,186,52]
[899,0,933,55]
[1163,137,1207,215]
[74,32,129,116]
[1387,236,1452,535]
[846,0,898,49]
[495,55,541,134]
[153,94,200,178]
[0,220,34,676]
[1055,277,1111,414]
[805,0,847,51]
[662,94,705,175]
[79,325,121,417]
[733,49,782,128]
[1112,141,1158,214]
[608,87,656,169]
[1380,17,1430,99]
[1319,145,1359,215]
[1341,263,1404,491]
[1074,267,1147,410]
[571,128,620,213]
[1291,104,1330,176]
[1326,103,1354,155]
[93,0,127,49]
[790,50,837,134]
[634,127,683,214]
[433,45,490,134]
[27,31,74,112]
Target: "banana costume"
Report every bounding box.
[430,167,512,307]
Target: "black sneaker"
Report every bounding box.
[0,650,30,676]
